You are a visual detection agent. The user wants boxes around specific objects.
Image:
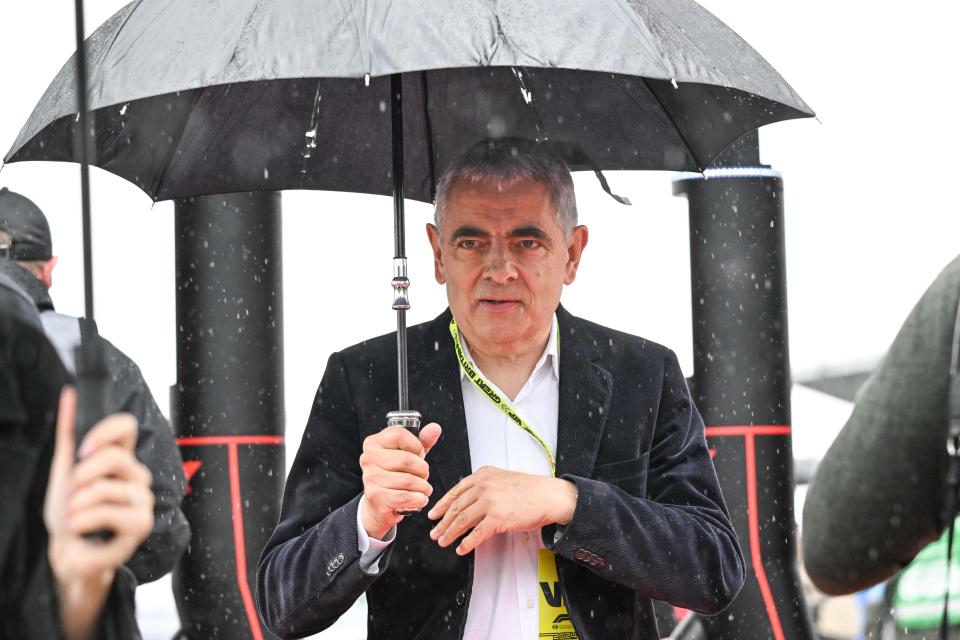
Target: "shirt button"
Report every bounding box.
[521,531,530,542]
[526,598,535,609]
[456,590,466,607]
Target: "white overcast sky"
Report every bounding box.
[1,0,958,455]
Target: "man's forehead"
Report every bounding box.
[445,177,555,219]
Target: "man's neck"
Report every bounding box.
[0,260,54,310]
[463,324,553,401]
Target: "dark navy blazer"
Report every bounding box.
[257,306,744,639]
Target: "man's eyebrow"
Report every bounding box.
[447,225,549,241]
[449,225,490,240]
[507,226,548,240]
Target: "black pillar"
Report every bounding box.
[673,132,814,640]
[171,192,284,639]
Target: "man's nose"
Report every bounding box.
[482,242,518,283]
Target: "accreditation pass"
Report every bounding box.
[538,549,579,639]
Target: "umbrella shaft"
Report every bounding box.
[80,165,93,319]
[74,0,94,320]
[396,309,408,409]
[390,72,411,411]
[391,73,405,258]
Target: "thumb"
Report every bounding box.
[419,422,442,457]
[45,386,77,531]
[51,386,78,477]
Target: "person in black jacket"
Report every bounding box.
[0,275,154,639]
[257,139,744,639]
[0,186,190,583]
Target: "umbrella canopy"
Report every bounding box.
[4,0,813,202]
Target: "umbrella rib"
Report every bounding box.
[100,0,144,72]
[419,72,437,199]
[511,67,546,140]
[640,78,705,171]
[150,89,205,200]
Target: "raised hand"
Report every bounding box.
[359,422,442,539]
[44,387,155,640]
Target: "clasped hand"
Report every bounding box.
[427,466,577,555]
[361,424,577,553]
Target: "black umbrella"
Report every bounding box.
[4,0,814,434]
[7,0,813,201]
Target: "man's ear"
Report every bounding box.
[40,256,58,289]
[563,226,588,285]
[426,223,445,285]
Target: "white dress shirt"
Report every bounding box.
[358,315,560,640]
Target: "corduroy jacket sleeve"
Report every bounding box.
[257,352,392,638]
[550,349,744,614]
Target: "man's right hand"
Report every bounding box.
[359,423,442,539]
[44,387,155,640]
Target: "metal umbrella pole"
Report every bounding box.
[71,0,109,451]
[386,74,421,432]
[72,0,94,322]
[385,73,423,515]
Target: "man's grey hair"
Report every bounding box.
[433,138,578,238]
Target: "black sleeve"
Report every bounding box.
[102,337,191,583]
[551,349,745,614]
[16,561,141,640]
[257,352,388,638]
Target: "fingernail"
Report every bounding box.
[77,441,92,458]
[429,527,438,539]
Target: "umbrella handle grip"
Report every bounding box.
[75,340,116,543]
[387,410,423,515]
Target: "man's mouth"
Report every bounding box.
[479,299,518,307]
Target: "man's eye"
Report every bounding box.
[459,239,480,249]
[518,239,541,249]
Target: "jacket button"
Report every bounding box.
[574,549,587,561]
[455,590,466,606]
[326,552,345,575]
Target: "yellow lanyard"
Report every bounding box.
[450,319,579,639]
[449,318,558,476]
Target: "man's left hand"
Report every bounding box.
[427,466,577,555]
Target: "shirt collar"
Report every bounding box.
[457,314,560,382]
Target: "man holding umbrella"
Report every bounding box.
[258,139,744,639]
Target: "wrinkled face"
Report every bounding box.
[427,177,588,359]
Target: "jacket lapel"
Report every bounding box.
[555,306,613,479]
[408,307,614,491]
[408,310,473,496]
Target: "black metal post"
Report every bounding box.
[673,131,814,640]
[171,192,284,639]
